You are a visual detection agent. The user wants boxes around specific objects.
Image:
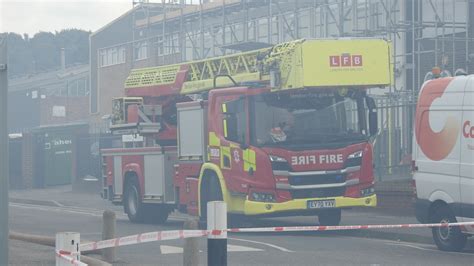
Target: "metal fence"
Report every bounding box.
[373,93,417,181]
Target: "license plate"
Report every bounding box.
[307,199,336,209]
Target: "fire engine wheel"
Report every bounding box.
[146,205,170,224]
[318,209,341,226]
[199,174,223,223]
[431,205,467,252]
[124,181,145,223]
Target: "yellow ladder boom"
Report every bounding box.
[124,38,393,96]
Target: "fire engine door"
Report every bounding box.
[219,96,252,194]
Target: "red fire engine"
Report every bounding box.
[102,38,393,225]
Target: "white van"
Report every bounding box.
[413,74,474,251]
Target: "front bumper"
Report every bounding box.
[243,194,377,216]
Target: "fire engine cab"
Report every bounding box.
[102,38,393,226]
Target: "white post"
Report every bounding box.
[56,232,80,266]
[207,201,227,266]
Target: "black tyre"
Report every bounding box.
[228,214,251,228]
[124,180,145,223]
[146,205,170,224]
[431,205,467,251]
[199,174,223,225]
[318,209,341,226]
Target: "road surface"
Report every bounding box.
[9,201,474,265]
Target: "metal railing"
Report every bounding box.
[373,93,417,181]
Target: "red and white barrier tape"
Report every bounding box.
[55,250,87,266]
[226,221,474,233]
[80,230,208,252]
[72,221,474,253]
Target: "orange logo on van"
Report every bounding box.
[415,78,459,161]
[463,121,474,138]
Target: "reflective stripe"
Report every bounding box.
[243,149,257,172]
[220,146,231,169]
[209,132,221,146]
[223,120,228,138]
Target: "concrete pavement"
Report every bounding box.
[9,239,55,266]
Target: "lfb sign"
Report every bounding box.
[329,54,363,67]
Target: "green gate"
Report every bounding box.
[44,134,74,186]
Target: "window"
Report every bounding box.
[171,33,180,54]
[99,50,107,67]
[99,46,126,67]
[60,86,68,96]
[77,79,86,96]
[118,47,126,63]
[134,41,148,61]
[107,49,113,66]
[157,36,164,56]
[68,80,79,96]
[111,48,118,65]
[250,92,368,148]
[222,98,247,144]
[59,78,89,97]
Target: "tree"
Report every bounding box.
[6,33,34,77]
[55,29,90,67]
[30,31,59,72]
[7,29,90,78]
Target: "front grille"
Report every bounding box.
[289,173,346,186]
[290,187,346,199]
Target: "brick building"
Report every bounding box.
[90,0,473,179]
[8,64,90,133]
[8,64,93,188]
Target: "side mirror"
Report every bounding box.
[365,96,378,137]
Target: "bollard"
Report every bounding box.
[102,210,116,263]
[207,201,227,266]
[56,232,80,266]
[183,219,199,266]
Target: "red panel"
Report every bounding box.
[329,56,340,67]
[341,54,352,67]
[105,156,114,187]
[184,178,200,216]
[352,55,363,66]
[127,104,139,123]
[174,163,202,215]
[101,146,177,154]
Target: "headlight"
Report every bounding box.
[251,192,276,202]
[269,155,287,163]
[360,186,375,197]
[269,155,291,171]
[346,150,363,167]
[347,150,363,159]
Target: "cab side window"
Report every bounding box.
[222,98,247,144]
